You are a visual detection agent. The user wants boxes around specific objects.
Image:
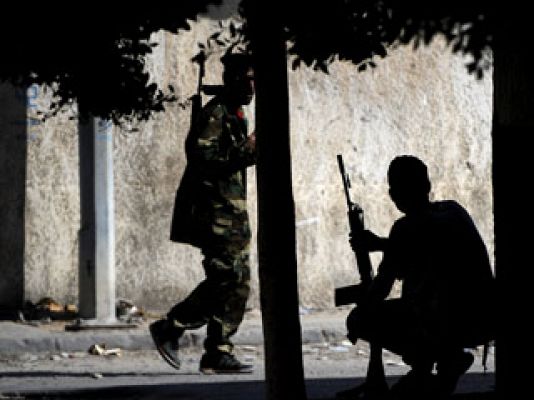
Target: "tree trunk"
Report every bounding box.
[248,4,307,400]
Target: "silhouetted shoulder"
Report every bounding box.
[389,200,478,243]
[432,199,463,212]
[388,214,408,236]
[431,200,477,227]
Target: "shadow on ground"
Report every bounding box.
[4,373,496,400]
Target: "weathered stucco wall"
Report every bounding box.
[14,3,493,312]
[288,44,493,307]
[23,86,80,307]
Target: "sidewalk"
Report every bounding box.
[0,307,496,398]
[0,308,351,356]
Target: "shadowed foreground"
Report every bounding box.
[8,374,495,400]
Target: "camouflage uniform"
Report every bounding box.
[169,95,255,354]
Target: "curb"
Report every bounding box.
[0,314,350,356]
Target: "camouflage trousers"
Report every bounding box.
[167,243,251,354]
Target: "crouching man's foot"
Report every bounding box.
[390,369,437,400]
[436,350,474,397]
[336,381,389,400]
[199,351,253,374]
[149,319,183,370]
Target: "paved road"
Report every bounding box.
[0,308,495,399]
[0,343,494,399]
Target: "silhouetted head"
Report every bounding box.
[221,53,254,106]
[387,155,431,214]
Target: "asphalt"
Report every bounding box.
[0,308,351,356]
[0,308,497,398]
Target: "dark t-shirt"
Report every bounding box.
[379,200,495,346]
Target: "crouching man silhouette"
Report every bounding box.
[341,155,495,399]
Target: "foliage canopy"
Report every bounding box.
[2,1,498,123]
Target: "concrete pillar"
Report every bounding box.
[77,117,116,324]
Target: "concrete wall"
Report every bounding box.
[2,2,493,312]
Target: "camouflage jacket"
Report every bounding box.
[170,96,256,249]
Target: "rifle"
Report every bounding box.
[190,51,206,128]
[334,154,374,306]
[334,154,387,397]
[190,51,224,125]
[186,51,223,156]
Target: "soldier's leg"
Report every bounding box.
[154,246,250,372]
[166,275,216,332]
[435,347,474,397]
[344,299,436,399]
[151,255,217,370]
[347,299,432,358]
[202,246,251,354]
[197,245,252,373]
[162,250,230,354]
[346,299,401,349]
[340,301,398,399]
[362,300,437,399]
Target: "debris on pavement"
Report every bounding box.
[88,344,121,357]
[116,299,144,323]
[18,297,78,323]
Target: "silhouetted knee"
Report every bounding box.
[346,305,375,344]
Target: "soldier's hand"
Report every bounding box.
[244,131,256,152]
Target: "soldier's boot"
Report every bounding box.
[149,318,183,370]
[389,368,437,400]
[336,381,389,400]
[199,351,253,374]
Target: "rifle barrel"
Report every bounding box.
[337,154,353,209]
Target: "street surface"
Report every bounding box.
[0,340,494,399]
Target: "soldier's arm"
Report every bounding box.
[364,224,401,304]
[189,110,256,175]
[366,260,396,304]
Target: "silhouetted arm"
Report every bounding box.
[363,224,401,304]
[367,260,396,304]
[350,229,388,253]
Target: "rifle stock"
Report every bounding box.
[334,284,365,307]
